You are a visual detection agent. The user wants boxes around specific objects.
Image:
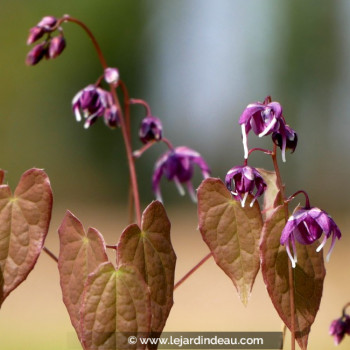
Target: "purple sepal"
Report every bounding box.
[139,116,163,144]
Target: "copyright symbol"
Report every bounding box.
[128,336,137,345]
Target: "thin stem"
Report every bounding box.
[43,246,58,263]
[119,80,131,139]
[248,147,273,157]
[271,144,295,350]
[162,137,174,150]
[128,183,135,224]
[174,252,212,290]
[129,98,152,116]
[287,190,310,208]
[59,16,108,69]
[342,302,350,317]
[61,15,142,226]
[133,141,156,158]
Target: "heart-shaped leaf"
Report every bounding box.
[197,178,263,306]
[81,262,151,350]
[0,168,53,307]
[118,201,176,336]
[257,168,282,219]
[58,211,108,340]
[260,205,326,350]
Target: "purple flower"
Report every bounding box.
[48,35,66,59]
[25,42,47,66]
[152,146,210,202]
[139,116,163,144]
[280,207,341,268]
[225,165,266,207]
[272,124,298,162]
[104,67,119,85]
[329,316,350,345]
[239,96,284,158]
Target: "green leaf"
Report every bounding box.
[58,211,108,341]
[260,205,326,350]
[118,201,176,336]
[0,168,53,307]
[197,178,263,306]
[257,168,282,219]
[81,262,151,350]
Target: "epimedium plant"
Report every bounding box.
[0,13,344,350]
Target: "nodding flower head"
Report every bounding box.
[329,315,350,345]
[139,116,163,144]
[280,207,341,268]
[239,96,284,158]
[272,124,298,162]
[225,165,266,208]
[152,146,210,203]
[72,85,119,129]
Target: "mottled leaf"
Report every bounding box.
[58,211,108,340]
[118,201,176,336]
[257,168,282,219]
[0,168,53,307]
[197,178,263,306]
[260,205,326,350]
[81,262,151,350]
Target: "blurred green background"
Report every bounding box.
[1,0,350,349]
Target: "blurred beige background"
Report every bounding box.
[1,0,350,349]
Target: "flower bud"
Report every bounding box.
[139,116,163,144]
[37,16,57,30]
[25,43,47,66]
[48,35,66,59]
[104,67,119,85]
[27,26,45,45]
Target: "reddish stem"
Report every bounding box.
[129,98,152,116]
[43,246,58,263]
[162,137,174,150]
[106,244,118,250]
[61,15,142,226]
[271,144,295,350]
[133,141,157,158]
[59,16,108,69]
[287,190,311,208]
[174,252,212,290]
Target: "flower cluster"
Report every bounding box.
[26,16,66,65]
[239,96,297,162]
[280,207,341,268]
[225,96,341,269]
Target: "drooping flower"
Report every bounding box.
[72,85,119,129]
[329,315,350,345]
[280,207,341,268]
[272,123,298,162]
[239,96,284,158]
[139,116,163,144]
[152,146,210,202]
[225,165,266,207]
